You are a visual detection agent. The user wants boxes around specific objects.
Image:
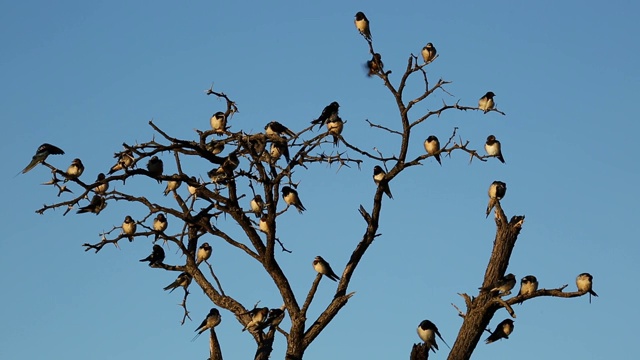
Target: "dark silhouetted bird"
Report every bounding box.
[367,53,384,77]
[424,135,442,165]
[146,156,163,183]
[485,135,505,163]
[206,140,225,155]
[139,244,165,267]
[373,166,393,199]
[250,195,264,218]
[282,186,306,213]
[76,195,107,215]
[21,143,65,174]
[354,12,371,40]
[66,158,84,179]
[242,307,269,332]
[192,308,221,341]
[486,181,507,218]
[417,319,450,353]
[478,91,496,113]
[108,149,134,175]
[122,215,137,242]
[312,101,340,127]
[576,273,598,303]
[164,272,192,293]
[196,242,212,266]
[93,173,109,194]
[421,43,437,64]
[313,256,340,281]
[210,112,226,134]
[153,213,168,242]
[265,121,295,137]
[480,273,516,296]
[485,319,514,344]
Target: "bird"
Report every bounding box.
[153,213,168,242]
[518,275,538,300]
[421,43,437,64]
[93,173,109,194]
[373,165,393,199]
[164,176,181,196]
[108,149,134,175]
[242,307,269,332]
[311,101,340,127]
[196,242,212,266]
[576,273,599,303]
[76,195,107,215]
[222,151,240,174]
[270,138,290,164]
[367,53,384,77]
[485,319,514,344]
[480,273,516,296]
[192,308,221,341]
[282,186,306,213]
[313,256,340,281]
[259,216,270,234]
[164,272,192,293]
[257,305,286,331]
[265,121,296,138]
[486,181,507,218]
[122,215,137,242]
[250,195,264,218]
[485,135,505,163]
[354,12,371,40]
[66,158,84,179]
[207,167,228,185]
[210,111,227,134]
[478,91,496,113]
[146,156,163,183]
[187,176,200,197]
[417,319,450,353]
[424,135,442,165]
[20,143,65,174]
[139,244,165,267]
[326,116,344,146]
[206,140,225,155]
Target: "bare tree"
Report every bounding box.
[30,12,596,360]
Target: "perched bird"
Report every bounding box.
[76,195,107,215]
[424,135,442,165]
[164,272,192,293]
[21,143,65,174]
[313,256,340,281]
[486,181,507,218]
[250,195,265,218]
[93,173,109,194]
[259,216,270,234]
[265,121,295,138]
[146,156,163,183]
[108,149,134,175]
[210,111,227,134]
[311,101,340,127]
[153,213,168,242]
[66,158,84,179]
[518,275,538,299]
[421,43,437,64]
[367,53,384,77]
[139,244,165,267]
[576,273,599,303]
[480,273,516,296]
[485,135,505,163]
[206,140,225,155]
[193,308,221,341]
[417,320,450,353]
[242,307,269,332]
[122,215,137,242]
[257,305,286,331]
[373,165,393,199]
[196,242,212,265]
[485,319,514,344]
[207,167,227,185]
[282,186,306,213]
[270,137,290,164]
[326,116,344,146]
[478,91,496,113]
[163,176,181,196]
[354,12,371,40]
[187,176,200,197]
[222,151,240,174]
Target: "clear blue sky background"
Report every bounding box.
[1,1,638,359]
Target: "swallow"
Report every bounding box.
[76,195,107,215]
[242,307,269,332]
[326,116,344,146]
[192,308,222,341]
[417,320,450,353]
[66,158,84,179]
[259,216,270,234]
[206,140,225,155]
[122,215,137,242]
[311,101,340,127]
[486,180,507,218]
[518,275,538,299]
[478,91,496,113]
[256,305,286,331]
[21,143,65,174]
[222,151,240,174]
[485,135,505,163]
[373,165,393,199]
[108,149,135,175]
[313,256,340,281]
[153,213,168,242]
[421,43,437,64]
[164,175,181,196]
[210,111,227,134]
[146,156,163,183]
[207,167,228,186]
[196,242,212,266]
[480,273,516,296]
[265,121,296,138]
[270,138,290,164]
[93,173,109,194]
[367,53,384,77]
[424,135,442,165]
[282,186,306,213]
[485,319,514,344]
[576,273,598,303]
[139,244,165,267]
[250,195,265,218]
[354,12,371,40]
[187,176,200,197]
[163,272,192,293]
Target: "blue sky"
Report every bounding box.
[1,1,638,359]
